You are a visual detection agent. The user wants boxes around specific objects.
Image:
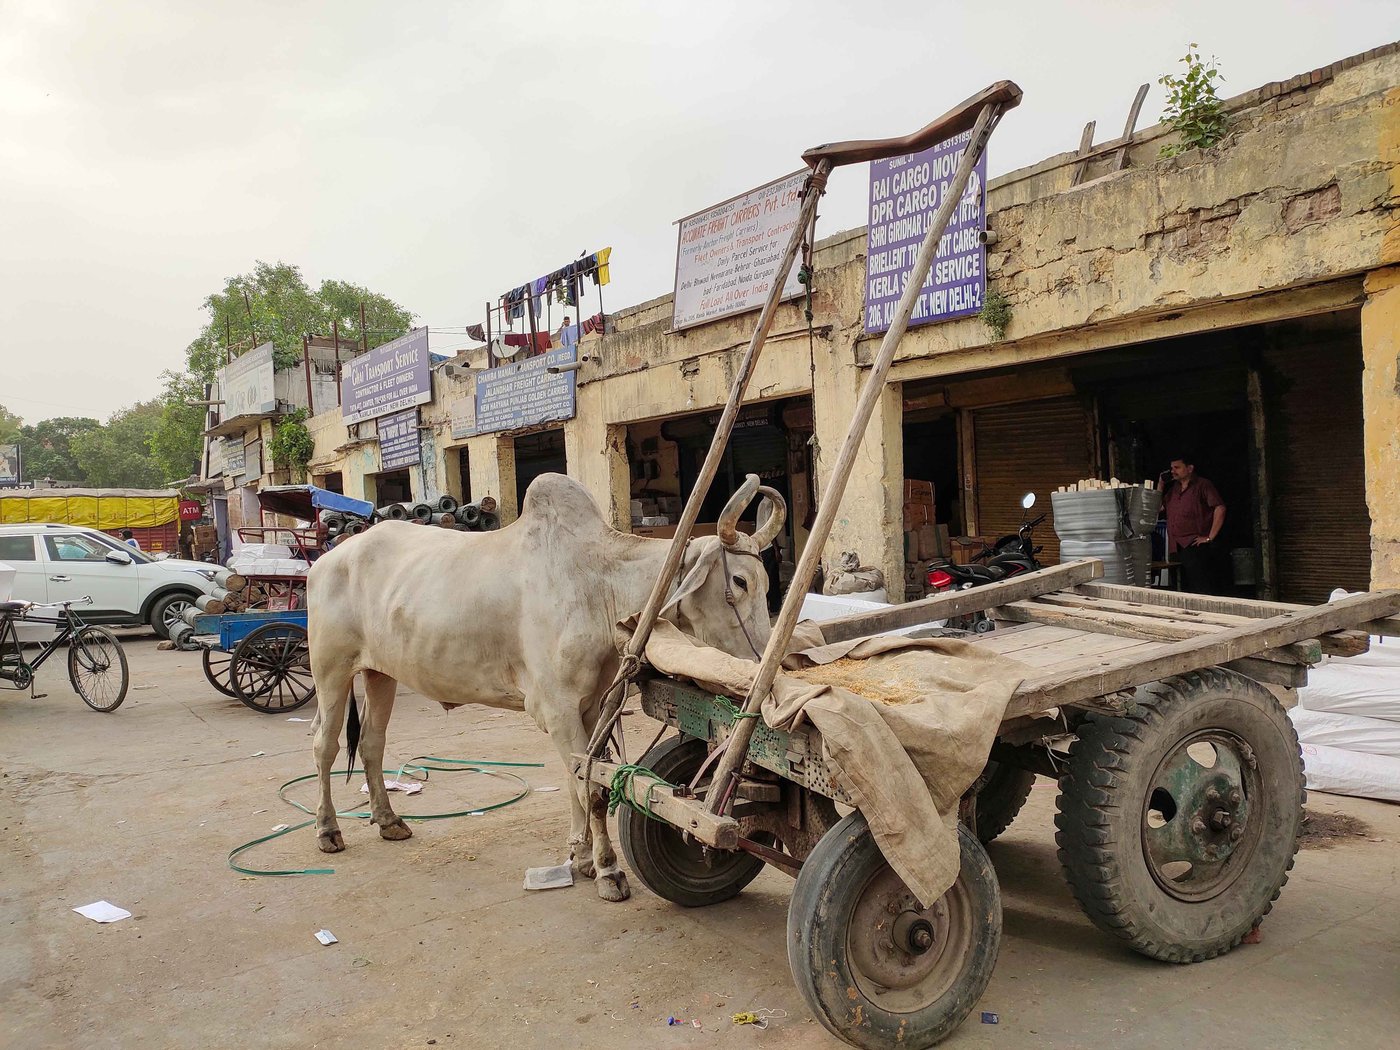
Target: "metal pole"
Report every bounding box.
[242,289,257,345]
[360,301,368,352]
[486,302,495,368]
[583,160,832,770]
[333,320,342,408]
[526,286,539,354]
[302,335,313,412]
[705,103,1004,814]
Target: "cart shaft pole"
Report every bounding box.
[706,102,1005,814]
[582,161,832,759]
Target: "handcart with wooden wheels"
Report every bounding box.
[560,79,1400,1050]
[192,610,314,713]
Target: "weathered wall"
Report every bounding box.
[1362,266,1400,587]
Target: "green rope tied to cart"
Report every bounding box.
[607,763,671,821]
[715,695,761,721]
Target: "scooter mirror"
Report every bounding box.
[1021,492,1037,510]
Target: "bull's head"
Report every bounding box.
[669,474,786,661]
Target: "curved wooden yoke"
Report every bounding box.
[801,80,1023,170]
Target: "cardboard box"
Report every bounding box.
[904,530,919,561]
[917,524,942,561]
[950,536,991,566]
[903,479,935,506]
[902,502,932,529]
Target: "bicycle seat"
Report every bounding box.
[0,601,32,614]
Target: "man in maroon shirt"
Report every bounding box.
[1159,455,1227,594]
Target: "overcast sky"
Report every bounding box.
[1,1,1396,424]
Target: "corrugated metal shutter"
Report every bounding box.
[972,396,1095,565]
[1267,339,1370,602]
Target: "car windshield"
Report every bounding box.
[91,533,154,564]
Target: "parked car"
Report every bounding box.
[0,524,219,639]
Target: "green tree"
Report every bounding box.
[16,416,101,484]
[71,402,167,488]
[0,404,22,446]
[150,372,209,483]
[184,261,415,380]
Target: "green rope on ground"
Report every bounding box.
[607,763,670,821]
[227,755,544,878]
[714,695,760,721]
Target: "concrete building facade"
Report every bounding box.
[272,43,1397,605]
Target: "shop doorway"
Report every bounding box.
[372,469,413,505]
[515,429,567,506]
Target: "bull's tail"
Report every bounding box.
[344,683,361,783]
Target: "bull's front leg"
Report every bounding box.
[587,781,630,902]
[536,694,630,902]
[311,672,355,853]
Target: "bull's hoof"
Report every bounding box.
[318,828,346,853]
[597,870,630,902]
[378,818,413,841]
[572,854,597,879]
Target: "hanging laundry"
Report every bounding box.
[596,246,612,286]
[465,324,486,343]
[532,276,548,321]
[582,312,607,336]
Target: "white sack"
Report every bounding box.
[1297,659,1400,723]
[1299,741,1400,803]
[1290,707,1400,757]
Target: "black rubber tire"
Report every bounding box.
[974,761,1038,844]
[201,646,239,698]
[617,736,767,907]
[149,591,198,640]
[788,814,1001,1049]
[68,625,129,712]
[1054,667,1305,963]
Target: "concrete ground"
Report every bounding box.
[2,636,1398,1050]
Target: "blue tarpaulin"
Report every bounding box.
[257,485,374,521]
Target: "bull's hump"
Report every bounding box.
[520,473,609,534]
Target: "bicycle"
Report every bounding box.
[0,597,130,712]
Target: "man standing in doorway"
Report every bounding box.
[1159,454,1226,594]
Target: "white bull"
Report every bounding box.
[308,472,784,901]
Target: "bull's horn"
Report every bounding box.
[752,486,787,550]
[716,474,761,547]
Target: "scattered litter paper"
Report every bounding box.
[314,929,338,945]
[523,863,575,891]
[73,901,131,923]
[271,824,290,833]
[534,786,560,793]
[287,717,312,723]
[359,779,423,796]
[251,751,265,757]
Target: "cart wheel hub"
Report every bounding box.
[891,912,937,955]
[1142,730,1259,902]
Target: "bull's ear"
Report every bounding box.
[716,474,760,546]
[753,486,787,550]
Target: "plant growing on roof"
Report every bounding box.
[979,289,1012,341]
[269,408,315,482]
[1159,44,1228,157]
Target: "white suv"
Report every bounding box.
[0,524,219,638]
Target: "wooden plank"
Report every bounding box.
[994,599,1322,665]
[819,561,1103,643]
[1222,657,1308,688]
[1070,120,1096,186]
[1111,83,1151,171]
[1076,581,1400,638]
[579,757,740,850]
[1023,638,1162,674]
[1007,590,1400,717]
[1039,591,1368,656]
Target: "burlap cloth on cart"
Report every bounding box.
[634,620,1031,905]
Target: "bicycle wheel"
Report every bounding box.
[68,625,129,712]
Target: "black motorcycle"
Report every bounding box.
[925,493,1045,632]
